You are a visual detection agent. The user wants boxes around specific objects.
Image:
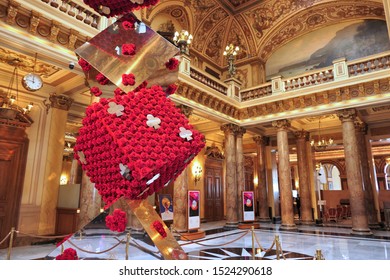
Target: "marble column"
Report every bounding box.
[355,123,379,228]
[337,109,372,236]
[253,135,271,222]
[294,130,314,225]
[272,120,297,231]
[77,171,102,229]
[38,94,73,235]
[173,105,193,232]
[221,123,238,228]
[235,126,246,223]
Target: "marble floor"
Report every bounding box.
[1,220,390,260]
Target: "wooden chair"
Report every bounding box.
[327,208,338,222]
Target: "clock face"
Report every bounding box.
[22,73,43,91]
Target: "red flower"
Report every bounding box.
[152,220,167,238]
[55,248,78,260]
[105,209,127,232]
[90,86,102,97]
[165,84,178,95]
[78,58,91,72]
[122,73,136,86]
[122,20,135,30]
[165,58,180,70]
[96,73,110,85]
[122,43,136,56]
[56,234,72,247]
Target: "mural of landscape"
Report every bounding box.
[266,19,390,79]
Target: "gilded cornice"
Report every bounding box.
[176,76,390,126]
[0,0,91,51]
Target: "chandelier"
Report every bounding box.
[0,62,33,126]
[310,117,333,151]
[223,43,240,77]
[173,30,193,55]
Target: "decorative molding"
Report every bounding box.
[205,143,225,159]
[49,93,73,111]
[271,119,291,130]
[253,135,269,146]
[220,123,239,134]
[294,130,310,140]
[234,126,246,137]
[0,0,90,52]
[176,104,193,118]
[337,108,357,122]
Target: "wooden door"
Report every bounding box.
[0,125,29,248]
[205,165,223,222]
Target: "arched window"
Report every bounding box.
[322,163,342,190]
[385,164,390,190]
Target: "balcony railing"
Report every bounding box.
[190,67,228,95]
[240,83,272,102]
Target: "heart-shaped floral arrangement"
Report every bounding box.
[74,86,205,206]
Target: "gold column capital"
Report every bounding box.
[234,126,246,138]
[272,119,291,130]
[354,122,368,134]
[253,135,269,146]
[220,123,239,134]
[294,130,310,141]
[337,108,356,122]
[176,104,193,118]
[49,93,73,111]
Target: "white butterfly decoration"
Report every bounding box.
[179,127,193,141]
[108,102,125,117]
[146,114,161,129]
[77,151,87,164]
[115,46,121,55]
[119,163,132,181]
[146,173,160,185]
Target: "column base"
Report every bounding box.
[279,223,298,231]
[238,222,260,229]
[259,217,272,223]
[368,223,381,230]
[224,222,239,230]
[300,219,315,225]
[180,230,206,241]
[351,227,373,236]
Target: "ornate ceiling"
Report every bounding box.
[146,0,385,70]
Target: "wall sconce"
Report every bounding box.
[192,163,203,185]
[60,174,68,185]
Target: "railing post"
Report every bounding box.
[251,226,255,260]
[271,75,285,94]
[7,227,15,260]
[224,77,242,101]
[125,232,131,260]
[333,57,349,81]
[179,54,191,76]
[314,249,325,260]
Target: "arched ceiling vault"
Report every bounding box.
[145,0,385,69]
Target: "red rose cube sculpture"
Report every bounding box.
[83,0,159,17]
[74,86,205,206]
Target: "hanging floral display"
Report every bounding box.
[83,0,160,17]
[105,209,127,232]
[55,248,79,260]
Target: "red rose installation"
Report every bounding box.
[152,220,167,238]
[74,85,205,207]
[55,248,79,260]
[105,209,127,232]
[83,0,160,17]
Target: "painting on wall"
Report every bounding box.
[266,19,390,80]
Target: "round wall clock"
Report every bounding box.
[22,73,43,91]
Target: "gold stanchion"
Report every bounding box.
[125,232,130,260]
[275,235,280,260]
[61,244,64,254]
[7,227,15,260]
[251,226,255,260]
[314,249,325,260]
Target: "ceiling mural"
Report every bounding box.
[146,0,385,71]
